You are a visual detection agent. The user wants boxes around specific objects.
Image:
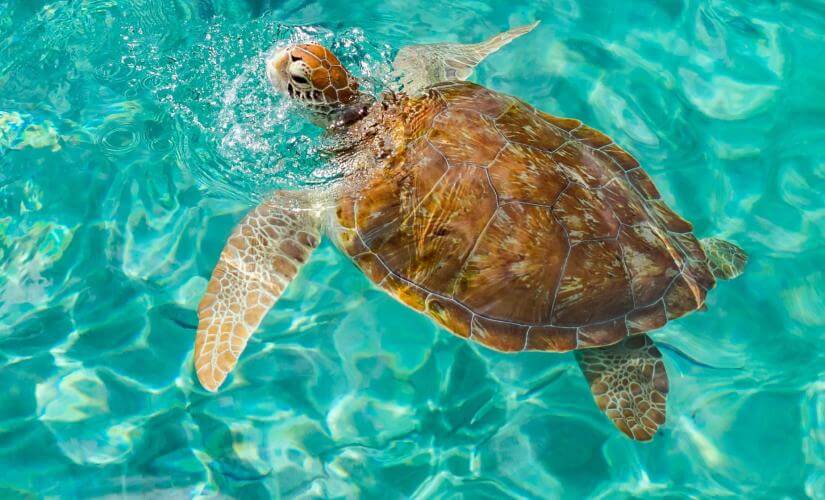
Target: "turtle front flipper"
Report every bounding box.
[392,21,540,93]
[576,335,669,441]
[700,237,748,280]
[194,191,322,392]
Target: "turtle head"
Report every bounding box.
[266,43,367,127]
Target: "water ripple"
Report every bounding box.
[0,0,822,497]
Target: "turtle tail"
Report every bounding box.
[700,237,748,280]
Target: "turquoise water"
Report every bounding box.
[1,0,823,497]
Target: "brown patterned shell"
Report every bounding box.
[334,81,716,353]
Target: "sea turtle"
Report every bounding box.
[193,23,747,441]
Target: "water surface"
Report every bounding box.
[0,0,823,497]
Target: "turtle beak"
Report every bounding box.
[266,48,290,94]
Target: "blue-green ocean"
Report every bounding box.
[1,0,823,497]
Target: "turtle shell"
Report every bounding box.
[334,81,716,352]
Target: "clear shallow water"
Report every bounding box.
[0,0,823,497]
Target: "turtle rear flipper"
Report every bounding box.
[701,237,748,280]
[576,335,669,441]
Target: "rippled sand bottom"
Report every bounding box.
[0,0,822,497]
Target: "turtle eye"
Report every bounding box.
[292,75,309,85]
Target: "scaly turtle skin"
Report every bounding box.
[193,24,747,441]
[331,81,713,355]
